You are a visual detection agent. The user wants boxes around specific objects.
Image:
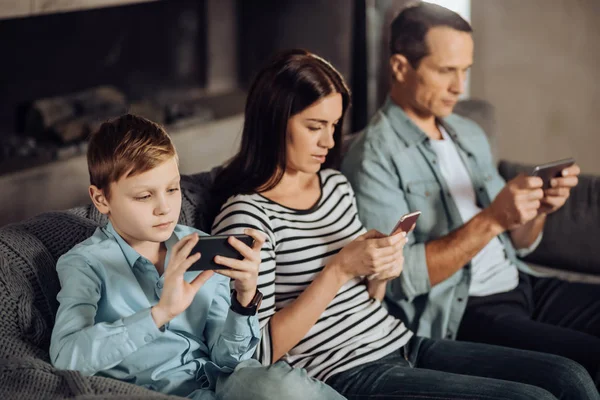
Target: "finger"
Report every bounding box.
[550,175,578,188]
[176,233,200,261]
[190,270,215,291]
[544,187,570,198]
[228,236,258,262]
[244,228,267,251]
[562,164,580,177]
[541,196,565,209]
[176,252,202,274]
[213,255,249,271]
[515,174,542,189]
[360,229,387,241]
[172,233,199,255]
[213,268,251,281]
[373,232,405,248]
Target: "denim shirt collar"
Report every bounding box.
[104,221,181,269]
[381,96,474,156]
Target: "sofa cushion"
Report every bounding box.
[499,160,600,276]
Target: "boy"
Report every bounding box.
[50,114,345,400]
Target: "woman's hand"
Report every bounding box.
[327,230,406,284]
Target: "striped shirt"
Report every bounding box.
[211,169,412,382]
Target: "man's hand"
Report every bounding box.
[540,164,580,214]
[151,233,215,328]
[212,229,266,307]
[485,174,544,232]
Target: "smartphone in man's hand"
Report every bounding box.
[531,157,575,189]
[188,234,254,271]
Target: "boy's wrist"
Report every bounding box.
[150,305,172,328]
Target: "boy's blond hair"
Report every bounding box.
[87,114,177,199]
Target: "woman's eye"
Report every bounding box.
[308,126,321,132]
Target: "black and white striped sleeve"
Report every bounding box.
[211,196,278,365]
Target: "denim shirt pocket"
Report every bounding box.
[404,179,446,236]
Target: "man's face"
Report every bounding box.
[101,157,182,249]
[404,26,473,118]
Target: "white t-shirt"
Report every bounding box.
[430,126,518,296]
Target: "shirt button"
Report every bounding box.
[157,281,163,289]
[446,332,453,339]
[431,159,437,164]
[144,334,153,343]
[457,297,464,302]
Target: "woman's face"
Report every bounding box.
[285,92,343,175]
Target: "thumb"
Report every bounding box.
[190,270,215,291]
[358,229,387,241]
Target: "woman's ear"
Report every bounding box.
[89,185,110,215]
[390,54,410,83]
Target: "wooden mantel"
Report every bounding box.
[0,0,158,20]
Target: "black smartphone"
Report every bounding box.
[188,234,254,271]
[531,157,575,189]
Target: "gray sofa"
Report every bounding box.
[1,102,599,399]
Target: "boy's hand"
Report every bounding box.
[213,229,266,307]
[151,233,214,328]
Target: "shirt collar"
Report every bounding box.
[104,221,182,269]
[381,96,463,148]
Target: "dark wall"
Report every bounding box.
[236,0,367,131]
[0,0,207,136]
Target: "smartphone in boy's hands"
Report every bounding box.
[188,234,254,271]
[390,211,421,236]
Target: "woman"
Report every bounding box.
[210,49,598,400]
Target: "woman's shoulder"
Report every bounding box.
[218,192,269,215]
[320,169,354,194]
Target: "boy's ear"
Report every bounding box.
[390,54,411,83]
[89,185,110,215]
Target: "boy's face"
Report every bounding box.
[90,156,182,248]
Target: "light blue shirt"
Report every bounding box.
[50,222,260,398]
[341,97,541,340]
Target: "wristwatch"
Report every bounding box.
[231,289,263,316]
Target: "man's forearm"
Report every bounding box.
[510,213,546,250]
[425,209,503,286]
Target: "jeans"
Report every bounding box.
[458,273,600,386]
[327,336,599,400]
[189,359,346,400]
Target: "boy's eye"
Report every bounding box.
[168,187,180,193]
[134,195,151,201]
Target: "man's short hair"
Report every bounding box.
[87,114,177,198]
[390,2,472,68]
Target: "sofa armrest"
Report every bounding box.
[498,160,600,277]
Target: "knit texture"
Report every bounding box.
[0,170,219,399]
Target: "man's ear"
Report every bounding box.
[89,185,110,215]
[390,54,411,83]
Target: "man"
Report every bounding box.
[342,2,600,385]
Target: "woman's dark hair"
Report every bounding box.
[390,2,472,68]
[212,49,351,203]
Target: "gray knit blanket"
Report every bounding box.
[0,170,220,400]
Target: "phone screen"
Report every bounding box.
[188,234,254,271]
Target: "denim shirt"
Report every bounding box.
[341,97,540,340]
[50,222,260,398]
